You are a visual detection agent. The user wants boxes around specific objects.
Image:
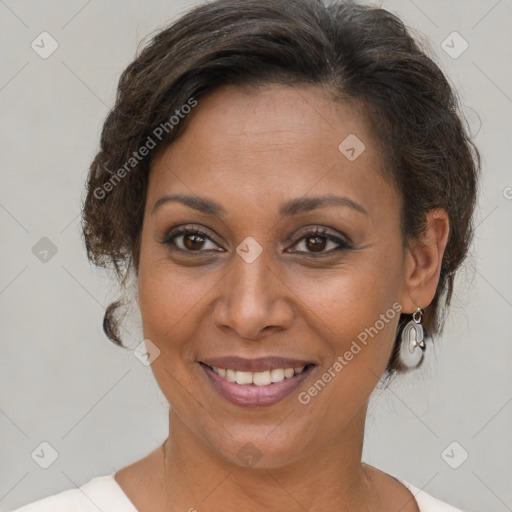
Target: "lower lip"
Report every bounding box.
[200,363,315,408]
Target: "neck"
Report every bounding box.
[161,405,376,512]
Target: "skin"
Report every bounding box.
[114,83,449,511]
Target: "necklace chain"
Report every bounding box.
[162,440,172,510]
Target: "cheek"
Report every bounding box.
[292,251,402,331]
[289,264,402,427]
[285,242,404,373]
[136,258,211,406]
[136,241,221,355]
[138,267,204,338]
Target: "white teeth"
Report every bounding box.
[284,368,294,378]
[210,365,308,386]
[253,370,271,386]
[235,371,253,385]
[270,368,285,382]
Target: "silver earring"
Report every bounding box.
[398,307,426,369]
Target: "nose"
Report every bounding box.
[211,249,294,341]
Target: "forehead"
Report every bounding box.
[147,83,398,220]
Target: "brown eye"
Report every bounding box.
[163,227,223,253]
[305,236,327,252]
[289,228,351,256]
[183,233,206,250]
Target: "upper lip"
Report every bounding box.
[200,356,315,372]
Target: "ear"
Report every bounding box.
[400,208,450,314]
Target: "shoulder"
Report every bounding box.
[9,474,138,512]
[401,480,466,512]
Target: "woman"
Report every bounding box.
[12,0,479,510]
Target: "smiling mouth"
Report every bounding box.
[202,363,313,386]
[199,361,317,407]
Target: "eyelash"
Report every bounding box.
[161,225,353,257]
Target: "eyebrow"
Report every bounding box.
[151,193,368,217]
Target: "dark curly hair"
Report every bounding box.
[81,0,480,374]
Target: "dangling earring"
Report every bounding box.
[398,307,426,369]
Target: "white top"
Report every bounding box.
[10,473,465,512]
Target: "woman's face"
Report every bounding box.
[137,83,413,467]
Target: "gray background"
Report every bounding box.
[0,0,511,510]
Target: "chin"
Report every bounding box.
[196,417,321,470]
